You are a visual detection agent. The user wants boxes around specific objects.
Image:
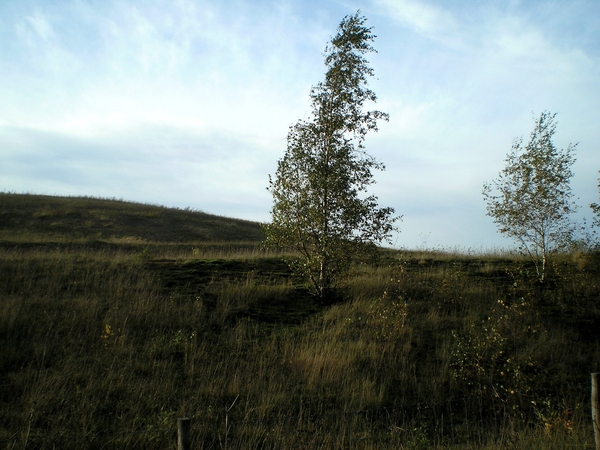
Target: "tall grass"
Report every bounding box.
[1,243,599,449]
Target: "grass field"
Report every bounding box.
[1,193,600,449]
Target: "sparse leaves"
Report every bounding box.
[483,112,578,282]
[591,171,600,229]
[265,12,399,297]
[451,298,543,410]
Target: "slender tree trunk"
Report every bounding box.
[319,257,326,298]
[318,126,332,299]
[540,233,547,283]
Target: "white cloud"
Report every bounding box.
[3,0,323,140]
[374,0,459,45]
[24,10,56,42]
[14,9,80,76]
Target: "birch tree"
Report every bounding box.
[264,12,399,298]
[591,172,600,229]
[483,112,578,282]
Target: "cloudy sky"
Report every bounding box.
[1,0,599,250]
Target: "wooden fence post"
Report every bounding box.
[178,417,191,450]
[593,373,600,450]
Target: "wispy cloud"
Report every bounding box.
[374,0,460,46]
[24,10,56,42]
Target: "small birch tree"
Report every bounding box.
[483,112,578,282]
[264,12,399,298]
[591,172,600,229]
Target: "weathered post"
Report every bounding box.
[178,417,191,450]
[593,373,600,450]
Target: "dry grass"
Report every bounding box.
[1,198,600,448]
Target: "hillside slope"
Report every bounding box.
[0,193,265,243]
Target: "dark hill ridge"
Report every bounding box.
[0,193,265,243]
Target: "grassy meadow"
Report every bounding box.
[1,193,600,449]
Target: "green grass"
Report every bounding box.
[1,194,600,449]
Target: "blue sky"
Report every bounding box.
[1,0,599,250]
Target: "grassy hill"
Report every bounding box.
[0,193,265,243]
[1,192,600,449]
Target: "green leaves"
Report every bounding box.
[591,172,600,229]
[265,12,399,297]
[483,112,578,281]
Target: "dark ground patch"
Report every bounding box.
[147,257,322,325]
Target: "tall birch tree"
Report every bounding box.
[265,12,399,298]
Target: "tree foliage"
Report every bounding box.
[591,172,600,229]
[483,112,578,282]
[264,12,399,298]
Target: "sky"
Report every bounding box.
[1,0,599,251]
